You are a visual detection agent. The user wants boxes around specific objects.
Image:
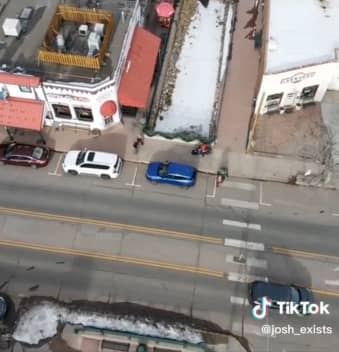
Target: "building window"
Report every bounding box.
[301,85,318,99]
[74,107,93,122]
[265,93,283,112]
[19,86,32,93]
[52,104,72,119]
[104,116,114,125]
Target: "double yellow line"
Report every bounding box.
[0,207,222,245]
[0,239,224,278]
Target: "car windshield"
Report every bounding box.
[32,147,44,159]
[76,151,86,165]
[290,286,301,303]
[158,164,169,177]
[5,143,16,157]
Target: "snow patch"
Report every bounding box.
[13,301,203,346]
[155,0,230,138]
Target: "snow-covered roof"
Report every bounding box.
[265,0,339,73]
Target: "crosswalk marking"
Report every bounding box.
[220,180,256,191]
[230,296,249,305]
[221,198,259,210]
[223,219,261,231]
[224,238,265,251]
[228,272,268,283]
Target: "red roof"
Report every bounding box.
[0,97,44,131]
[118,27,161,109]
[0,73,41,88]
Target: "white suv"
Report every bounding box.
[62,149,122,179]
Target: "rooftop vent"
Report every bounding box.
[87,31,100,56]
[56,33,65,52]
[79,24,89,36]
[94,23,104,37]
[2,18,22,38]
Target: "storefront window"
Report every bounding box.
[52,104,72,119]
[265,93,283,112]
[74,107,93,122]
[301,85,318,99]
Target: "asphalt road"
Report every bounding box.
[0,158,339,351]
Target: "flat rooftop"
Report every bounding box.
[265,0,339,73]
[0,0,136,84]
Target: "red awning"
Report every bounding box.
[0,97,44,131]
[100,100,117,117]
[118,27,161,109]
[0,73,40,87]
[156,2,175,18]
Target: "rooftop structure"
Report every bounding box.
[265,0,339,73]
[0,0,137,83]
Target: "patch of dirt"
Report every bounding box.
[252,104,330,163]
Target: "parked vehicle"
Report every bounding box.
[0,295,8,320]
[248,280,313,312]
[0,143,50,168]
[62,149,123,179]
[146,161,196,187]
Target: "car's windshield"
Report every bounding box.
[290,286,301,303]
[76,151,86,165]
[5,143,16,157]
[158,164,168,177]
[32,147,44,159]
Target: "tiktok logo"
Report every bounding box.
[251,297,272,320]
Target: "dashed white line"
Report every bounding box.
[228,272,268,283]
[223,219,261,231]
[206,176,217,198]
[221,198,259,210]
[220,180,256,191]
[332,213,339,217]
[259,182,272,207]
[125,167,141,187]
[230,296,249,305]
[224,238,265,251]
[48,153,63,176]
[325,280,339,286]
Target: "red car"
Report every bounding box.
[0,143,50,168]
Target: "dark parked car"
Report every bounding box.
[146,161,196,187]
[0,295,8,320]
[248,280,313,311]
[0,143,50,168]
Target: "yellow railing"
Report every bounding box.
[38,5,114,69]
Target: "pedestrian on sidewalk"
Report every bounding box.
[133,135,144,153]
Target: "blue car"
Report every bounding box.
[146,161,196,187]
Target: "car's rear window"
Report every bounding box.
[32,147,44,159]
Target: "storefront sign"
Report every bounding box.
[280,72,315,84]
[46,93,90,103]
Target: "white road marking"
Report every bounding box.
[259,182,272,207]
[228,272,268,283]
[125,167,141,187]
[226,255,267,269]
[332,213,339,217]
[206,176,217,198]
[221,198,259,210]
[224,238,265,251]
[223,219,261,231]
[230,296,249,305]
[221,180,256,191]
[48,153,63,176]
[325,280,339,286]
[333,267,339,272]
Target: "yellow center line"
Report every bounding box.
[0,239,225,278]
[272,246,339,262]
[0,206,222,245]
[311,288,339,298]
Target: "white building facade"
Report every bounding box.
[255,0,339,115]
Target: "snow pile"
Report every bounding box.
[155,0,230,138]
[13,301,203,345]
